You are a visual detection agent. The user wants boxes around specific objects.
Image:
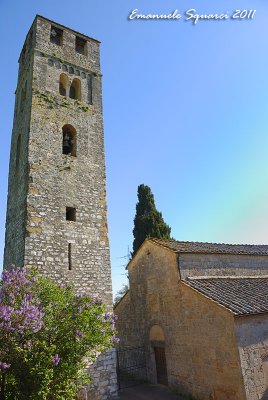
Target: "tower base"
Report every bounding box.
[78,349,118,400]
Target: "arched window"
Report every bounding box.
[69,78,81,100]
[62,125,77,157]
[59,73,68,96]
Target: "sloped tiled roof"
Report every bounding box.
[150,238,268,256]
[182,277,268,315]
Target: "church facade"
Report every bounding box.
[4,15,117,399]
[115,238,268,400]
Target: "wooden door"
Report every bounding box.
[154,346,168,385]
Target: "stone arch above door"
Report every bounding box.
[149,325,165,342]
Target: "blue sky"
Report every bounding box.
[1,0,268,296]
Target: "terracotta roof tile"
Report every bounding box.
[182,277,268,315]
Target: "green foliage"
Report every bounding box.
[0,269,117,400]
[75,100,90,112]
[62,99,70,108]
[78,105,90,112]
[132,184,171,255]
[39,93,54,104]
[113,284,129,307]
[57,156,73,171]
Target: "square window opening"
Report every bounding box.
[50,26,63,46]
[66,207,76,222]
[75,36,87,55]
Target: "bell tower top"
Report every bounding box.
[19,15,101,73]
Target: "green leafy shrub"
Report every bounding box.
[0,268,118,400]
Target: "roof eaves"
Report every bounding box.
[113,290,130,309]
[126,238,176,270]
[234,311,268,318]
[188,275,268,280]
[150,239,268,256]
[125,239,149,270]
[149,238,179,253]
[178,250,268,256]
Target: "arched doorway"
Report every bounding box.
[149,325,168,386]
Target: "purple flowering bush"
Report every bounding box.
[0,268,118,400]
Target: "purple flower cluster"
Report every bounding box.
[73,292,119,344]
[0,269,43,337]
[1,269,35,289]
[52,354,60,366]
[0,361,11,371]
[0,299,43,335]
[102,312,118,330]
[0,268,118,398]
[102,312,119,343]
[75,292,102,306]
[75,330,84,338]
[74,292,103,316]
[110,335,120,344]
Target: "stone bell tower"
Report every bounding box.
[4,15,117,399]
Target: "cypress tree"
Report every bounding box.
[132,184,171,255]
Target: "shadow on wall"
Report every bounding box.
[261,388,268,399]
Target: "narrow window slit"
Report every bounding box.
[68,243,72,270]
[88,75,92,105]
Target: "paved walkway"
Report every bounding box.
[118,384,185,400]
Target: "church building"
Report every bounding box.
[115,238,268,400]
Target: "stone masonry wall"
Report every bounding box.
[115,241,247,400]
[4,16,117,399]
[86,349,118,400]
[178,283,246,400]
[23,16,112,303]
[4,24,35,268]
[179,253,268,279]
[235,314,268,400]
